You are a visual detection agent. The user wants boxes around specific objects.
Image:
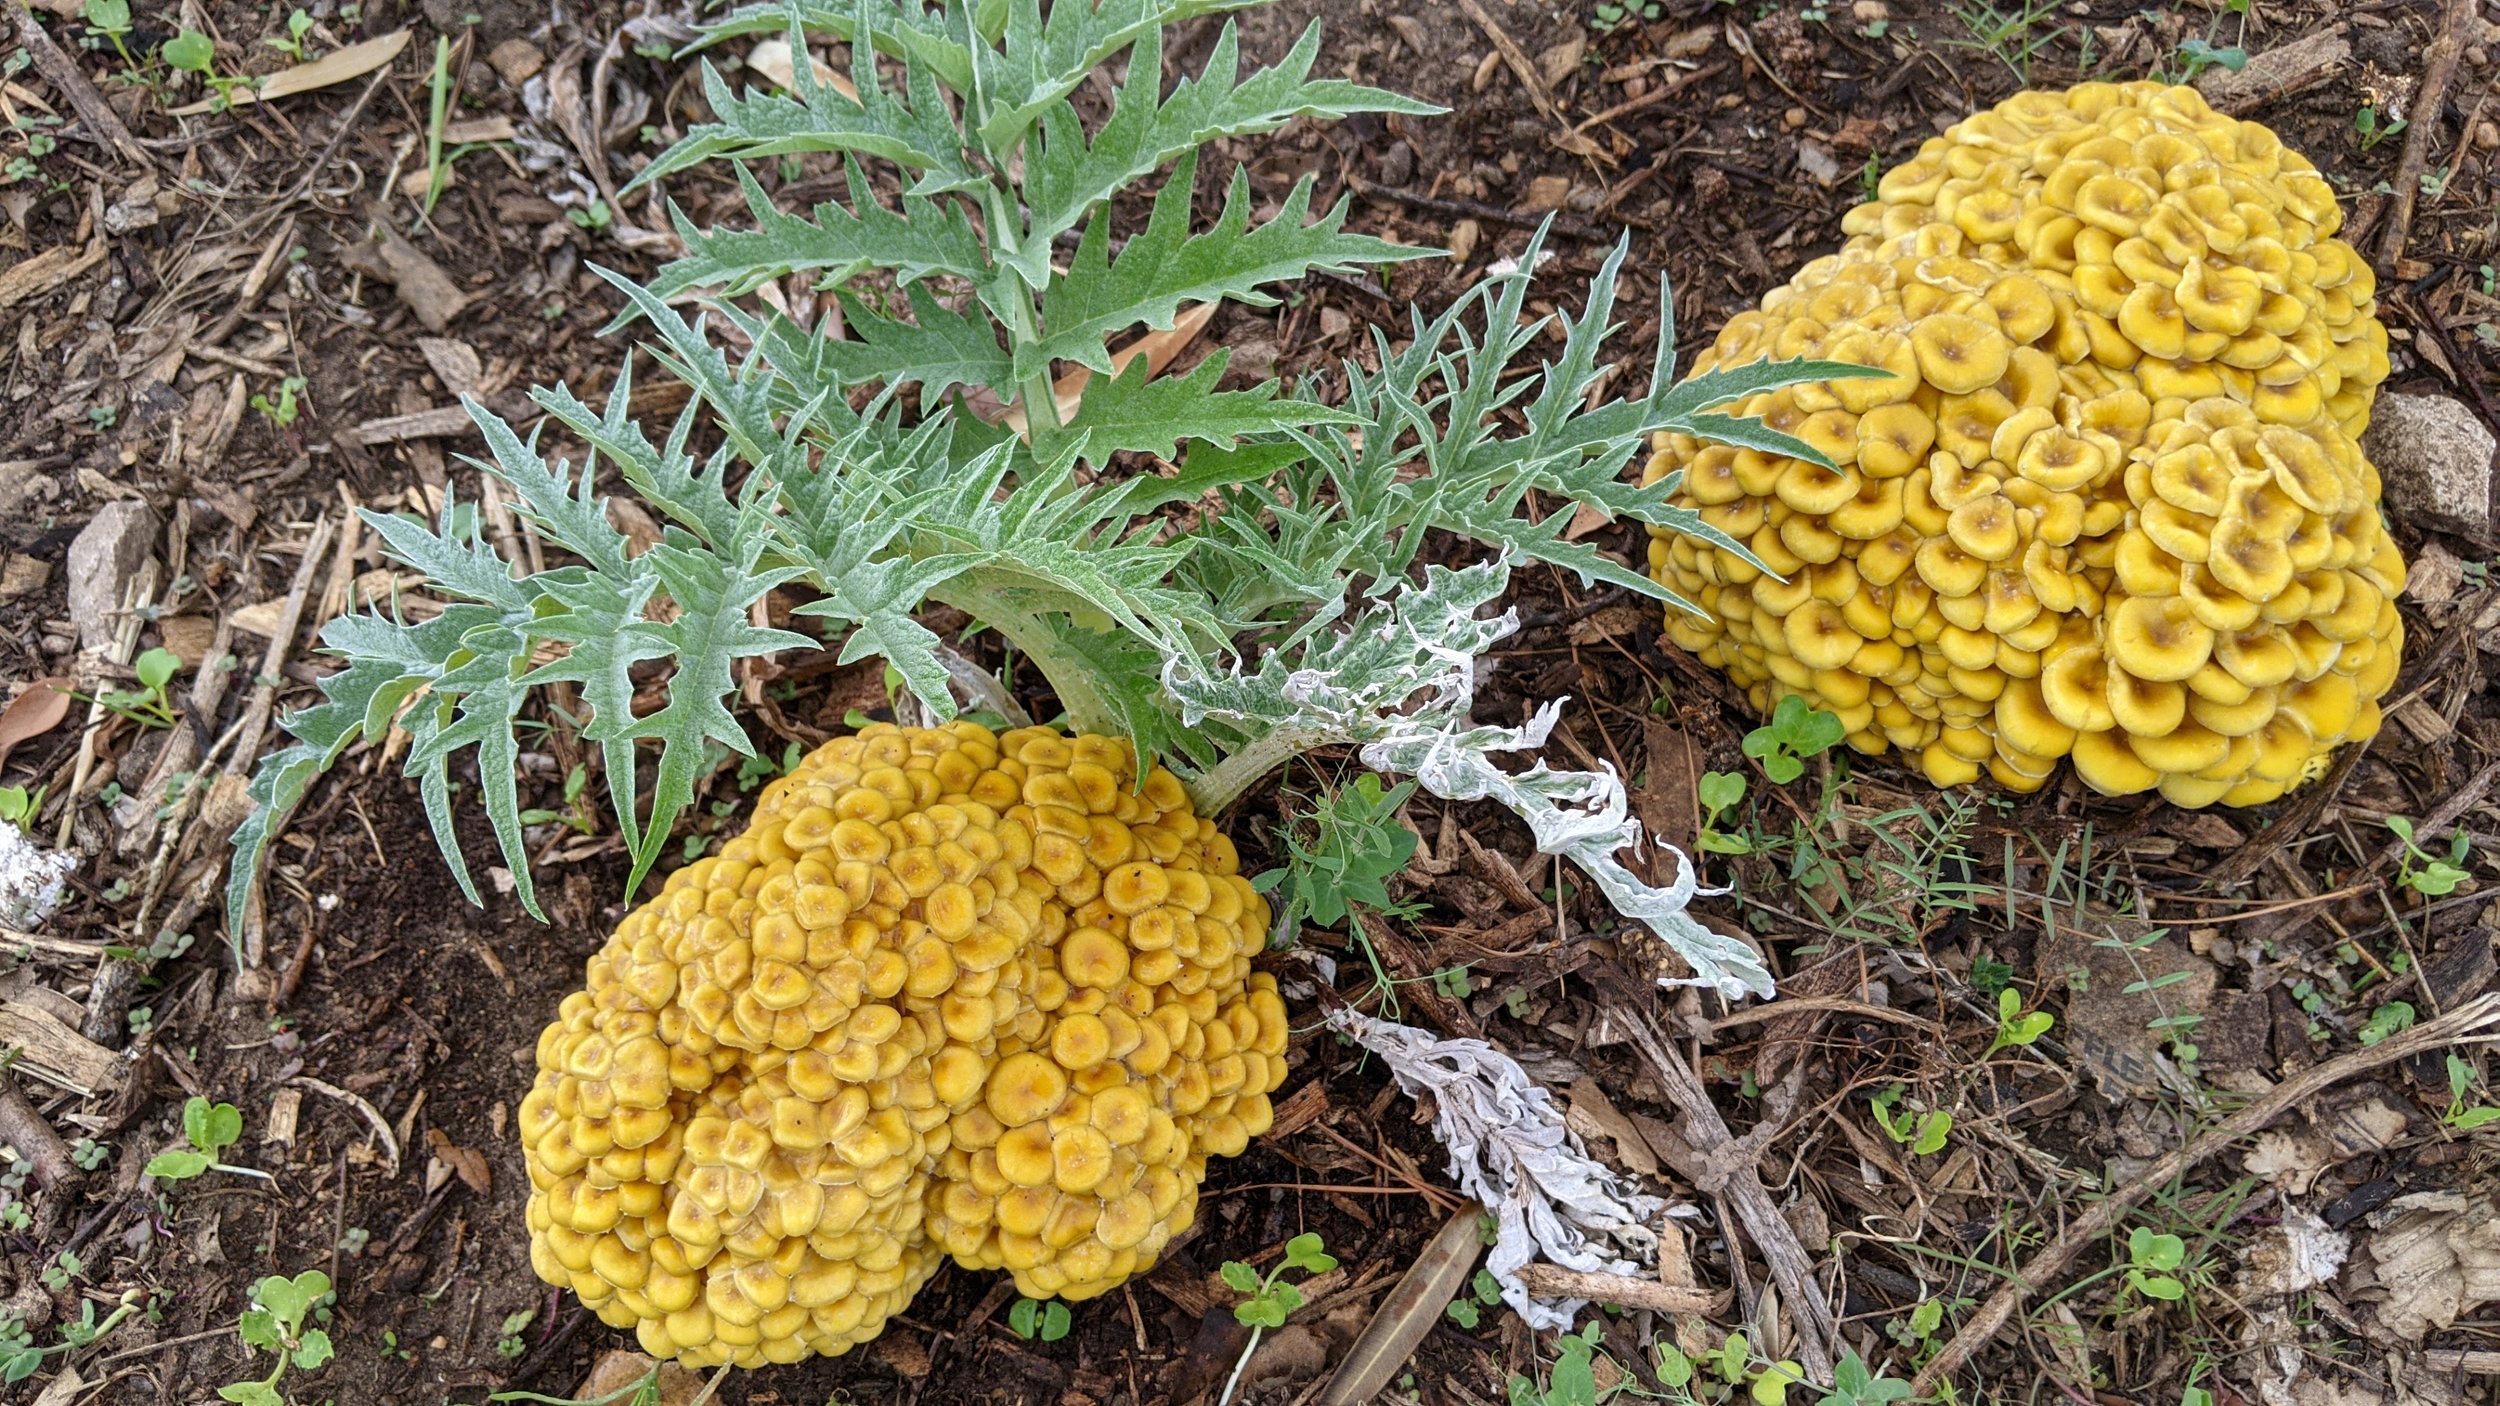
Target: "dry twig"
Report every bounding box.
[2374,0,2480,271]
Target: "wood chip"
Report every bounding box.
[169,29,413,115]
[0,239,106,309]
[1512,1263,1727,1315]
[346,403,480,445]
[366,217,470,333]
[0,998,122,1095]
[264,1086,302,1148]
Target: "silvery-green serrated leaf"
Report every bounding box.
[520,569,672,855]
[968,0,1268,153]
[410,624,543,918]
[1013,21,1434,288]
[359,505,529,609]
[530,360,740,553]
[621,530,813,896]
[635,36,976,194]
[225,741,330,945]
[462,402,633,577]
[1026,158,1425,379]
[791,550,984,713]
[597,271,788,469]
[1058,352,1350,465]
[651,161,990,302]
[809,284,1015,405]
[697,0,975,95]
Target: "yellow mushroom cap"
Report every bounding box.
[1643,84,2403,809]
[520,723,1283,1367]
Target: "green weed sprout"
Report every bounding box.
[1697,770,1751,855]
[1869,1084,1950,1156]
[145,1096,269,1183]
[2388,816,2471,896]
[1256,774,1426,1011]
[1219,1233,1336,1406]
[2354,104,2405,151]
[1982,987,2053,1057]
[81,0,139,71]
[2444,1054,2500,1131]
[265,9,316,61]
[2122,1227,2187,1302]
[1445,1268,1503,1329]
[251,376,307,429]
[1653,1329,1804,1405]
[219,1272,333,1406]
[1514,1325,1625,1406]
[1007,1296,1072,1342]
[0,785,42,826]
[161,31,258,110]
[1,1290,145,1385]
[1814,1352,1913,1406]
[1742,696,1845,784]
[69,646,183,729]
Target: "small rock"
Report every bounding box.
[0,555,48,599]
[1852,0,1888,18]
[1377,139,1414,189]
[1795,138,1842,186]
[367,219,471,333]
[2367,393,2497,534]
[103,175,161,235]
[487,38,546,87]
[1523,173,1572,209]
[157,613,218,666]
[66,500,159,651]
[2476,121,2498,152]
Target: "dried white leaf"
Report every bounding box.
[1326,1008,1677,1329]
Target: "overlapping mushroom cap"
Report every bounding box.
[1643,81,2406,806]
[520,722,1287,1367]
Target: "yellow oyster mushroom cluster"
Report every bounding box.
[520,722,1289,1367]
[1643,81,2407,807]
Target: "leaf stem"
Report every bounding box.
[1182,724,1341,819]
[927,581,1118,736]
[1216,1324,1263,1406]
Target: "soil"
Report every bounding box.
[2,0,2497,1403]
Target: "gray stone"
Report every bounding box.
[2367,393,2497,534]
[66,501,159,651]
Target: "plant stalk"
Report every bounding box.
[1216,1324,1264,1406]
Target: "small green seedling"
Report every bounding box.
[1742,696,1845,784]
[2354,103,2405,151]
[568,199,615,231]
[1982,987,2054,1057]
[520,764,599,834]
[1652,1329,1805,1405]
[250,376,307,429]
[2444,1054,2500,1131]
[2357,1000,2415,1046]
[146,1096,267,1183]
[82,0,140,73]
[162,31,257,110]
[265,9,316,61]
[1697,770,1751,855]
[2,1291,143,1384]
[1218,1233,1335,1406]
[2165,37,2246,82]
[221,1271,334,1405]
[1445,1268,1503,1328]
[0,785,42,826]
[1814,1352,1914,1406]
[1511,1325,1625,1406]
[2389,816,2471,896]
[1006,1296,1071,1342]
[69,646,183,729]
[496,1307,536,1358]
[1258,775,1421,933]
[1869,1084,1950,1156]
[2123,1227,2187,1302]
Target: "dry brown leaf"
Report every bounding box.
[572,1350,705,1406]
[1315,1212,1484,1406]
[170,30,414,116]
[1566,605,1648,645]
[423,1128,492,1195]
[1565,1080,1660,1178]
[0,678,70,773]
